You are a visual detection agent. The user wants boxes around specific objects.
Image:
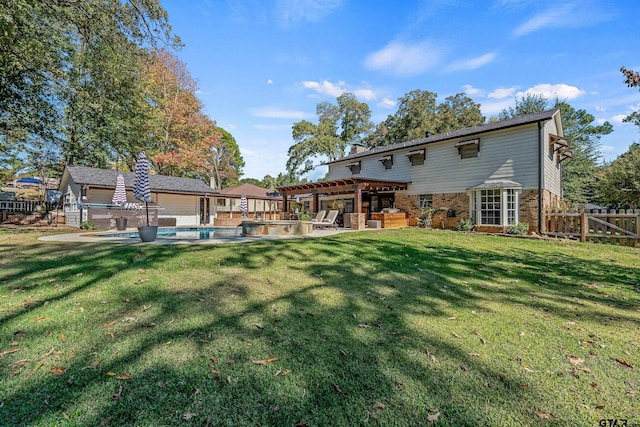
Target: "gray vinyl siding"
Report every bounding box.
[329,124,542,194]
[542,119,563,196]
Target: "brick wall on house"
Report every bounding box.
[396,189,563,234]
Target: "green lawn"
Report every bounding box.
[0,228,638,426]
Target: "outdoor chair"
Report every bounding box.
[312,210,326,223]
[313,209,339,229]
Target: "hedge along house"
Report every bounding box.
[278,109,568,234]
[59,166,218,229]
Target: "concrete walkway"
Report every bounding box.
[38,226,364,245]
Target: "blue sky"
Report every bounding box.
[160,0,640,181]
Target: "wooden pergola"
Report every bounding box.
[277,178,410,214]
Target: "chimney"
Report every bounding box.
[209,176,217,189]
[425,130,432,138]
[350,143,366,155]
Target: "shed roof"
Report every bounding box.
[217,183,278,199]
[60,166,218,195]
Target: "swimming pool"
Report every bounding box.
[98,227,238,240]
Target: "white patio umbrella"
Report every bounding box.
[111,174,127,206]
[240,194,248,218]
[133,152,152,226]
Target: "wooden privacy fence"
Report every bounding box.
[546,209,640,246]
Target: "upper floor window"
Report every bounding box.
[379,155,393,169]
[406,149,425,166]
[346,161,361,175]
[455,139,479,159]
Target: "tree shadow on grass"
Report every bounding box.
[1,230,639,425]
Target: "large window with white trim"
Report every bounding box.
[469,188,519,226]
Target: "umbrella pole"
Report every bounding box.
[145,202,149,226]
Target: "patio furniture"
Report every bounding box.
[312,210,326,223]
[313,210,339,229]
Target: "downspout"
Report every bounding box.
[537,121,543,234]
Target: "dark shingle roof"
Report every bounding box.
[330,108,560,163]
[62,166,218,195]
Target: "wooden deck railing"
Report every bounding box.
[546,209,640,246]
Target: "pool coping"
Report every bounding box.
[38,226,362,244]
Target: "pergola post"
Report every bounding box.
[312,190,319,213]
[354,185,362,214]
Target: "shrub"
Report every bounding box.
[507,222,529,235]
[456,218,474,232]
[80,221,95,230]
[417,207,448,228]
[297,211,313,221]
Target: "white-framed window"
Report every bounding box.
[419,194,433,209]
[469,188,520,226]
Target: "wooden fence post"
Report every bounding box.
[580,211,588,242]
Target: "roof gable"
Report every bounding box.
[218,183,276,199]
[60,166,218,195]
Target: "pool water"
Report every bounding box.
[98,227,238,240]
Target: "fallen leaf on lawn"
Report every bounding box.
[210,356,218,364]
[34,317,49,322]
[427,410,440,422]
[265,357,278,363]
[520,384,529,389]
[460,364,469,371]
[116,373,133,380]
[295,423,308,427]
[252,360,267,365]
[226,376,231,384]
[62,413,69,420]
[183,411,195,421]
[103,321,116,328]
[484,382,491,388]
[76,307,84,312]
[591,382,598,388]
[536,411,555,420]
[60,334,66,343]
[253,323,264,329]
[451,332,461,338]
[467,353,480,357]
[162,341,172,346]
[9,359,28,367]
[50,366,66,375]
[595,405,605,410]
[24,301,34,309]
[568,356,584,366]
[614,358,633,369]
[210,369,221,375]
[0,348,20,357]
[106,372,116,376]
[138,269,147,274]
[106,332,115,339]
[372,401,385,410]
[143,305,151,311]
[92,359,101,367]
[100,418,109,425]
[358,324,370,329]
[479,337,487,344]
[38,348,60,360]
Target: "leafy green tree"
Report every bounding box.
[495,94,549,121]
[261,173,307,189]
[496,96,612,203]
[595,143,640,209]
[620,67,640,127]
[208,128,245,189]
[367,90,484,147]
[286,92,372,178]
[0,0,179,172]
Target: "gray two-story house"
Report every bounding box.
[279,109,569,234]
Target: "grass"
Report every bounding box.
[0,227,639,426]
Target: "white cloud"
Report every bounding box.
[267,79,274,84]
[302,80,346,98]
[610,114,627,124]
[378,97,396,109]
[601,145,616,153]
[488,87,517,99]
[446,52,497,72]
[277,0,343,27]
[516,83,584,100]
[250,107,309,120]
[364,40,445,77]
[481,99,516,116]
[461,84,484,97]
[513,2,612,37]
[302,80,377,101]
